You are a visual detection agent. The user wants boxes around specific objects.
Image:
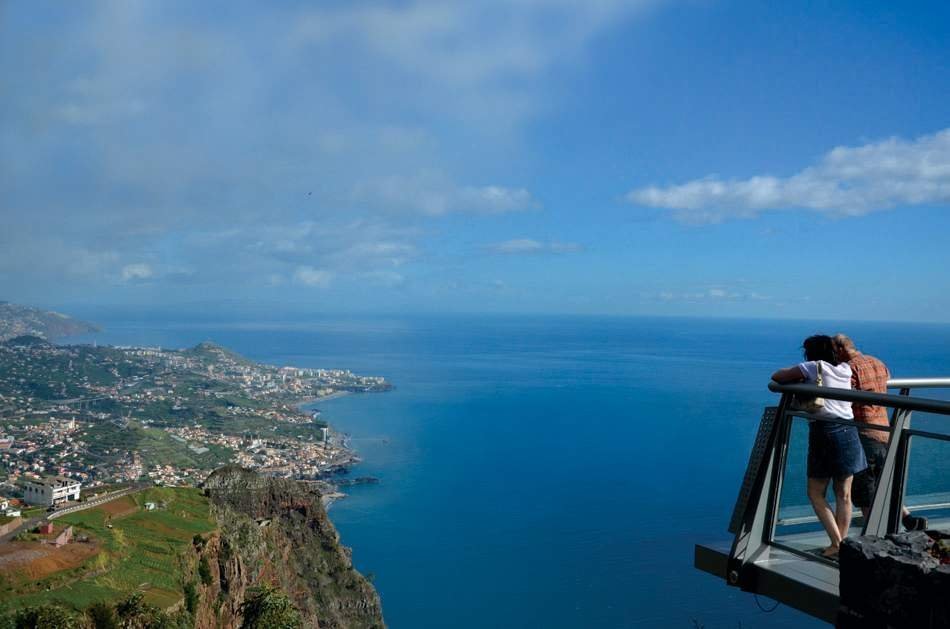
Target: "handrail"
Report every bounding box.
[768,381,950,415]
[697,375,950,622]
[887,377,950,389]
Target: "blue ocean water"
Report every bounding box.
[72,314,950,628]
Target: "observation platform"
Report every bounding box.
[695,378,950,624]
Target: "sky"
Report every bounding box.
[2,0,949,322]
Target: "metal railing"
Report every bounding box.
[765,377,950,547]
[700,376,950,623]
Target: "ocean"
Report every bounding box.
[71,314,950,628]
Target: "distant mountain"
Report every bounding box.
[0,301,99,341]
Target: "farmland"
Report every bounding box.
[0,487,215,614]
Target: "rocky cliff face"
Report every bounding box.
[195,466,385,629]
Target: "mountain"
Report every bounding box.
[0,302,99,341]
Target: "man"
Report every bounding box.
[833,334,928,531]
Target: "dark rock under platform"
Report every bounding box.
[837,530,950,628]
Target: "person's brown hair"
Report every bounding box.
[833,333,856,356]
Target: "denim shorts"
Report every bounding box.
[807,421,868,480]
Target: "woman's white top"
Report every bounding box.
[797,360,854,420]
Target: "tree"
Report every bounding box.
[197,556,213,586]
[87,602,119,629]
[10,605,84,628]
[114,592,179,629]
[183,582,199,615]
[239,585,302,629]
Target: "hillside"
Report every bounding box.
[0,468,385,628]
[0,302,99,342]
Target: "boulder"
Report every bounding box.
[838,530,950,628]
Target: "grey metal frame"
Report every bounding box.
[697,377,950,623]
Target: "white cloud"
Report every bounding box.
[291,1,659,127]
[354,172,538,216]
[293,266,334,288]
[487,238,582,254]
[120,263,153,282]
[55,98,146,126]
[458,186,537,214]
[653,286,770,302]
[361,270,406,287]
[627,128,950,223]
[0,1,653,299]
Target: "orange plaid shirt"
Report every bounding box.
[849,353,891,443]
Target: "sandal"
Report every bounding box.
[821,546,840,559]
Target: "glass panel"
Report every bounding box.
[903,434,950,529]
[773,415,864,555]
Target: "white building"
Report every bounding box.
[21,476,81,507]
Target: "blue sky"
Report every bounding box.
[2,1,949,321]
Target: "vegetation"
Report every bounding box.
[197,557,212,587]
[1,604,85,629]
[239,586,302,629]
[0,488,214,614]
[86,602,118,629]
[0,468,384,628]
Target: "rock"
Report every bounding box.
[198,465,385,628]
[838,531,950,629]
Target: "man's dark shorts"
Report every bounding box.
[853,435,888,509]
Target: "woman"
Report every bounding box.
[771,334,867,558]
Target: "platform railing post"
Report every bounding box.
[888,422,913,536]
[864,406,912,536]
[726,397,790,588]
[764,401,793,545]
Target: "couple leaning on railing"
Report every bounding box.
[769,333,928,559]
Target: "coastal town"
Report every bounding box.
[0,334,390,515]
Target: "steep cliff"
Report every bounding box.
[196,466,385,629]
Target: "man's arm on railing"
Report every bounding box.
[768,381,950,415]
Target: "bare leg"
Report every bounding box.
[807,477,841,552]
[833,476,853,543]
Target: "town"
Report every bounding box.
[0,335,390,515]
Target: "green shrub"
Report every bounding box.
[197,557,213,586]
[239,585,301,629]
[183,582,199,615]
[86,602,118,629]
[9,604,84,628]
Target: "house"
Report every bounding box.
[20,476,81,507]
[144,502,157,511]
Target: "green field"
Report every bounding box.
[0,487,216,614]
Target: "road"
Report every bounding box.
[0,484,147,542]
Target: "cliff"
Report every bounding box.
[197,466,385,629]
[0,470,384,628]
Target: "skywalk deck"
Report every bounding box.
[695,378,950,624]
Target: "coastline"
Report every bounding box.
[313,390,353,403]
[295,390,371,506]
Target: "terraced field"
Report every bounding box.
[0,487,215,614]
